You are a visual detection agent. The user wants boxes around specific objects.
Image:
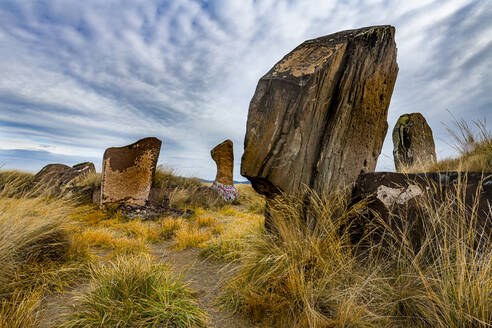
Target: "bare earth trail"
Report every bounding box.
[151,242,261,328]
[40,242,260,328]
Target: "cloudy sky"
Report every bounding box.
[0,0,490,180]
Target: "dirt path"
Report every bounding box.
[151,242,260,328]
[39,243,260,328]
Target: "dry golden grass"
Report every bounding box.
[210,223,225,235]
[98,218,160,243]
[222,184,491,328]
[0,185,94,325]
[153,166,228,210]
[69,204,111,226]
[419,119,491,172]
[67,204,163,256]
[0,168,223,326]
[174,225,212,250]
[196,215,217,227]
[74,171,101,188]
[0,289,42,328]
[60,255,207,328]
[201,213,263,262]
[219,206,240,217]
[236,184,266,213]
[0,170,34,198]
[160,217,185,239]
[0,197,72,297]
[78,228,148,255]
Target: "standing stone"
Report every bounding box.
[351,172,491,249]
[241,25,398,204]
[210,139,238,201]
[32,162,96,193]
[393,113,436,172]
[101,137,161,207]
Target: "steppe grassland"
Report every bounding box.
[0,121,490,327]
[0,167,264,327]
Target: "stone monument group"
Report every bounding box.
[28,25,490,236]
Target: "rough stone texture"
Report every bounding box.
[393,113,436,172]
[101,137,161,207]
[32,162,96,193]
[92,187,101,204]
[241,25,398,201]
[351,172,491,249]
[211,139,234,186]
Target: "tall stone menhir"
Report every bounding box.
[101,137,161,207]
[241,26,398,205]
[211,139,238,201]
[393,113,436,172]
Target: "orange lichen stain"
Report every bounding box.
[272,43,345,78]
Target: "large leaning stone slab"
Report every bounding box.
[210,139,238,201]
[101,137,161,207]
[241,25,398,200]
[393,113,436,172]
[32,162,96,193]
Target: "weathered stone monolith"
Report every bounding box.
[32,162,96,193]
[101,137,161,207]
[351,171,491,250]
[393,113,436,172]
[210,139,238,201]
[241,26,398,207]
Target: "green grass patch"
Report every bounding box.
[60,255,207,328]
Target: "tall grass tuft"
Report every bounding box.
[0,188,90,326]
[74,171,101,188]
[426,118,491,172]
[0,197,72,299]
[0,170,34,198]
[174,225,212,250]
[0,289,42,328]
[223,182,491,327]
[61,255,207,328]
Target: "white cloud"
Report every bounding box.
[0,0,490,178]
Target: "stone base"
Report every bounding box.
[211,181,239,201]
